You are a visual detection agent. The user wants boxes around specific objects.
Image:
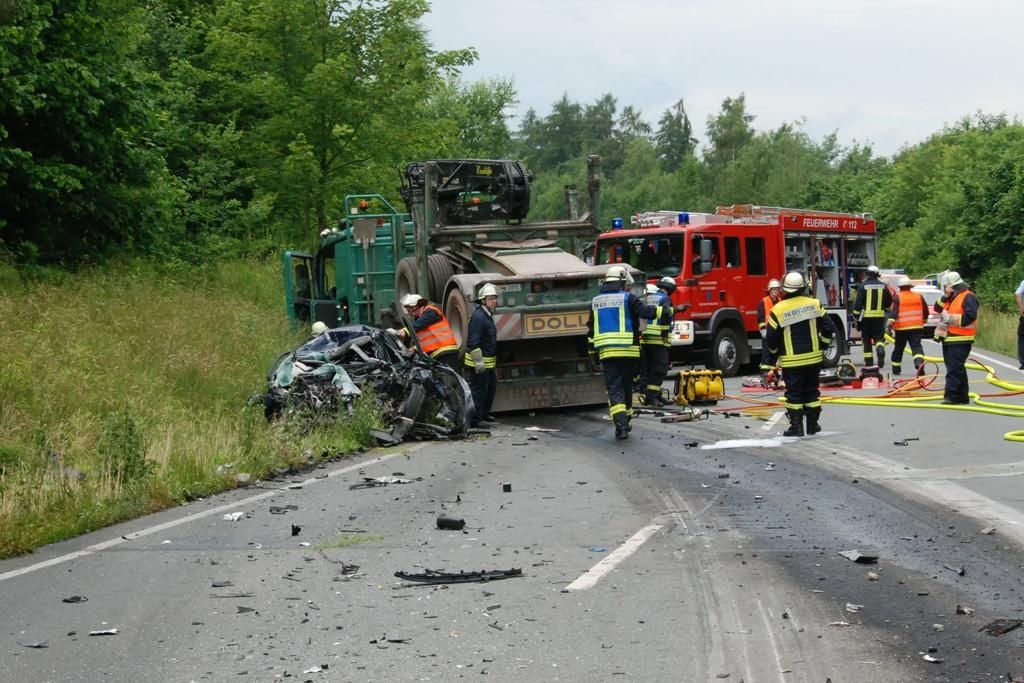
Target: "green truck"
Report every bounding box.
[283,157,617,412]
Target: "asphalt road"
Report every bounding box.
[2,339,1024,682]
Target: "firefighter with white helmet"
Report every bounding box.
[310,321,329,338]
[637,278,675,406]
[934,270,979,404]
[852,265,893,368]
[394,293,460,369]
[764,271,835,436]
[587,265,658,439]
[888,275,928,376]
[757,278,783,373]
[464,283,500,426]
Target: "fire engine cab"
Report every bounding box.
[592,205,877,376]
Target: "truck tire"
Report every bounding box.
[395,257,419,302]
[707,327,742,377]
[822,315,845,368]
[444,287,470,347]
[427,254,455,304]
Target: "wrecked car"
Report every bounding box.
[259,325,472,441]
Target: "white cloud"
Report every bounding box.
[423,0,1024,155]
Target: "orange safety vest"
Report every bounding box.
[416,305,459,357]
[945,289,977,342]
[893,290,925,330]
[758,295,775,330]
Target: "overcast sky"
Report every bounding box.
[422,0,1023,157]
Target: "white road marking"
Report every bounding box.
[763,410,784,431]
[0,451,406,583]
[563,523,663,591]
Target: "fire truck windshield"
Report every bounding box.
[596,235,684,277]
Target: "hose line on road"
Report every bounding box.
[720,352,1024,441]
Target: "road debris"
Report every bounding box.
[845,603,864,613]
[502,482,512,492]
[866,571,880,581]
[349,475,417,490]
[980,526,996,535]
[956,604,975,615]
[222,511,245,521]
[436,515,466,530]
[88,628,118,636]
[394,568,523,584]
[922,653,943,663]
[943,563,965,576]
[525,426,559,432]
[838,549,879,564]
[61,595,88,603]
[979,619,1022,636]
[257,325,472,442]
[17,640,49,648]
[269,504,299,514]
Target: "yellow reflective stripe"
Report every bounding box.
[609,403,627,417]
[463,354,497,368]
[598,347,640,359]
[778,350,823,367]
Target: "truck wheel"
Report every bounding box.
[395,257,419,302]
[427,254,455,304]
[707,327,742,377]
[822,316,845,368]
[444,287,470,347]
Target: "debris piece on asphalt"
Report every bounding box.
[932,623,944,632]
[866,571,880,581]
[980,526,996,535]
[291,524,301,536]
[17,640,49,648]
[764,462,775,471]
[349,475,416,490]
[436,515,466,531]
[88,628,118,636]
[978,619,1022,636]
[845,603,863,613]
[502,482,512,493]
[236,606,255,614]
[210,592,254,599]
[827,621,852,627]
[922,654,943,663]
[62,595,88,603]
[211,581,233,588]
[303,665,326,674]
[942,563,965,576]
[394,568,523,584]
[955,604,974,615]
[222,511,245,522]
[590,547,607,552]
[525,426,559,432]
[269,504,299,514]
[838,549,878,564]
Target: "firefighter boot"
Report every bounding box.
[805,406,822,435]
[914,358,925,376]
[875,343,885,369]
[613,413,629,440]
[782,409,805,437]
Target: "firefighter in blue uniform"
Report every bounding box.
[638,277,676,406]
[587,265,658,440]
[765,271,835,437]
[464,283,499,427]
[852,265,893,367]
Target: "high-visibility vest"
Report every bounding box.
[945,289,977,342]
[592,291,639,359]
[766,295,830,368]
[857,281,888,318]
[893,290,925,330]
[416,305,459,357]
[641,291,670,346]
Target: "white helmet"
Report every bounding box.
[767,279,781,290]
[401,293,423,308]
[782,271,805,293]
[478,283,498,299]
[944,271,963,287]
[866,265,880,275]
[604,264,634,284]
[645,283,659,295]
[311,321,328,335]
[896,275,913,288]
[657,276,677,293]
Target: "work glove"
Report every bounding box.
[759,327,767,339]
[469,348,486,374]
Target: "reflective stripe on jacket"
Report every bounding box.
[415,305,459,357]
[765,295,835,368]
[641,291,671,346]
[945,288,978,342]
[893,290,926,330]
[592,291,637,358]
[854,279,890,319]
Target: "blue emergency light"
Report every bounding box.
[612,217,624,229]
[678,212,690,225]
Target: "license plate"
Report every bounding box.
[522,311,589,336]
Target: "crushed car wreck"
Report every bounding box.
[259,325,473,442]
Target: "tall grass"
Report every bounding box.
[0,259,381,558]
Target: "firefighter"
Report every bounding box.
[936,271,979,405]
[852,265,892,367]
[638,277,675,406]
[757,279,783,374]
[765,271,835,437]
[587,265,658,439]
[464,283,499,426]
[310,321,328,337]
[887,275,928,376]
[397,293,460,369]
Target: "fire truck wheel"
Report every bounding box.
[821,317,845,368]
[707,327,741,377]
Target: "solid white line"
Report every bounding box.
[0,451,406,583]
[762,411,784,431]
[563,523,663,591]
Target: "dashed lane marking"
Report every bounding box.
[563,523,663,591]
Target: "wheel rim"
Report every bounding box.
[718,337,737,370]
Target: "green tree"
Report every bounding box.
[703,93,755,188]
[654,98,697,172]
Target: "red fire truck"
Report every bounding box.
[592,205,877,376]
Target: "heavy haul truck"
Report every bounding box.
[284,157,619,412]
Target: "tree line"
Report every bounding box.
[3,1,1023,308]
